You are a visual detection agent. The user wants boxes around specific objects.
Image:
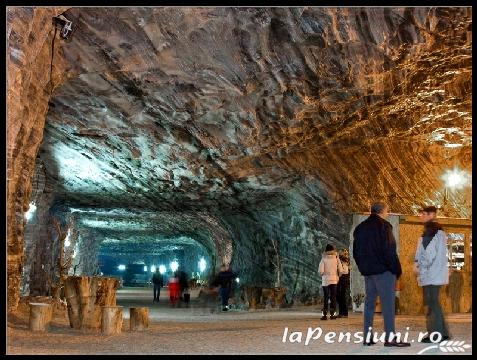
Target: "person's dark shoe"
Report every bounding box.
[320,315,328,320]
[337,315,348,318]
[363,341,377,346]
[384,340,411,347]
[222,307,228,311]
[330,314,338,320]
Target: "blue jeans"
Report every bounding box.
[220,287,231,307]
[153,284,161,300]
[364,271,396,342]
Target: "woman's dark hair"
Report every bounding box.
[339,253,349,263]
[325,244,335,252]
[422,221,443,237]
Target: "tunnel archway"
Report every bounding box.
[7,7,472,312]
[96,235,214,286]
[66,208,234,277]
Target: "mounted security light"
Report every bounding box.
[442,167,469,189]
[118,264,126,271]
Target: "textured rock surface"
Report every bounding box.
[8,7,472,310]
[7,7,70,310]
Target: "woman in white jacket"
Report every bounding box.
[414,207,450,343]
[319,244,343,320]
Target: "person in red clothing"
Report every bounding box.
[168,271,181,307]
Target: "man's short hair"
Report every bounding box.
[421,205,438,213]
[370,201,388,214]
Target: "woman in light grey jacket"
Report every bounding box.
[319,244,343,320]
[414,211,450,343]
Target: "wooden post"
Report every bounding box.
[29,303,53,332]
[64,276,119,331]
[129,307,149,331]
[101,306,123,335]
[273,287,287,308]
[245,286,262,309]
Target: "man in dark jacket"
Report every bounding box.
[353,201,410,347]
[213,264,236,311]
[178,270,189,305]
[151,268,164,302]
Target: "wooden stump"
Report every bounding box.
[29,303,53,332]
[129,307,149,331]
[64,276,119,331]
[101,306,123,335]
[272,287,287,308]
[245,286,263,309]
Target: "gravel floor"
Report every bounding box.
[7,288,472,355]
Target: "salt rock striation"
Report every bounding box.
[7,7,472,310]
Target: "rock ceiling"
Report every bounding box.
[41,7,471,215]
[10,7,471,296]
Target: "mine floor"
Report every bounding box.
[7,287,472,355]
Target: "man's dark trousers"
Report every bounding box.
[153,284,161,300]
[423,285,449,338]
[322,284,338,316]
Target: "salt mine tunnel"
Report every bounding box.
[7,7,472,314]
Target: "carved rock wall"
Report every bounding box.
[7,7,472,310]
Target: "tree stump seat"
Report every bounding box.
[129,307,149,331]
[29,303,53,332]
[245,286,287,309]
[101,306,123,335]
[64,276,119,331]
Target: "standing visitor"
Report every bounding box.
[353,201,410,347]
[214,264,236,311]
[178,270,190,306]
[319,244,343,320]
[414,205,450,343]
[151,267,164,302]
[168,271,181,307]
[337,248,351,318]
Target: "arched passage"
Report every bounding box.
[7,7,472,313]
[65,208,233,275]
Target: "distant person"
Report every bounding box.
[168,271,181,307]
[337,248,351,318]
[151,268,164,302]
[319,244,343,320]
[178,270,190,306]
[213,264,236,311]
[353,201,410,347]
[414,205,450,343]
